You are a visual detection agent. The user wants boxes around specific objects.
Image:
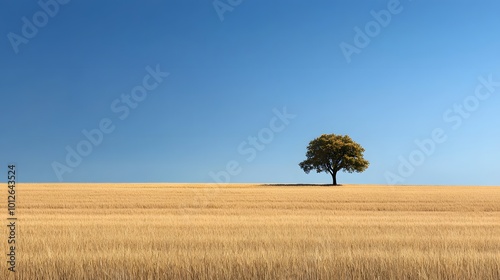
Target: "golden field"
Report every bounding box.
[1,183,500,279]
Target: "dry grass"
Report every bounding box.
[1,183,500,279]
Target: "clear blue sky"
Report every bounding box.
[1,1,499,185]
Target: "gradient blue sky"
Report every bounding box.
[1,1,499,185]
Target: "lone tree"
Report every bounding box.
[299,134,369,185]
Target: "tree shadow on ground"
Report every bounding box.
[260,184,342,187]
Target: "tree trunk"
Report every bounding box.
[331,171,337,186]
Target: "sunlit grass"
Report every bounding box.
[2,184,499,279]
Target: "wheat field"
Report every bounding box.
[1,183,499,279]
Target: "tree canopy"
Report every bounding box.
[299,134,369,185]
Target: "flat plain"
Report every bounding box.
[1,183,499,279]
